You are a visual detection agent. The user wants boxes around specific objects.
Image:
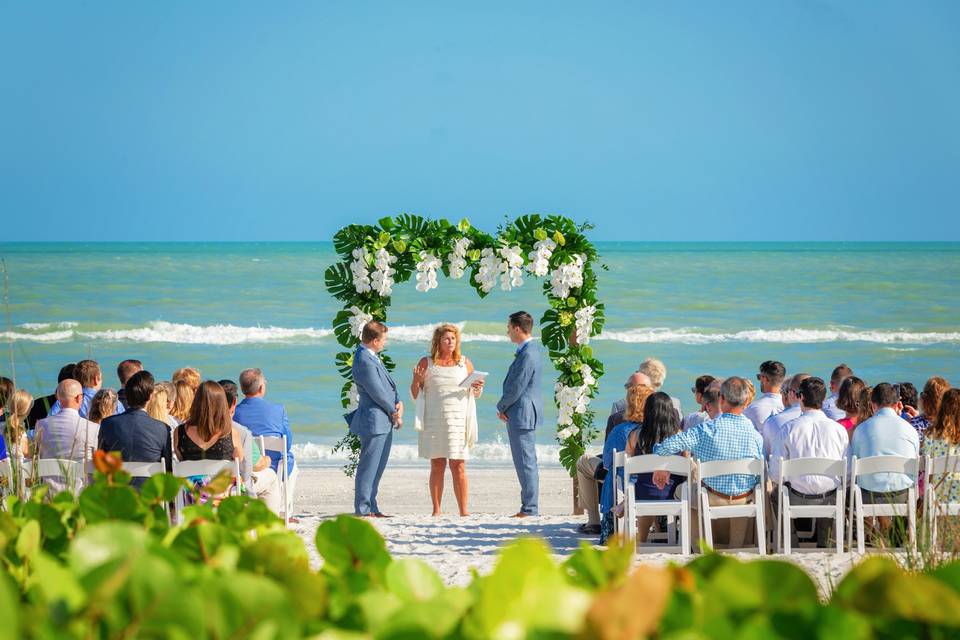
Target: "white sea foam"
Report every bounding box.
[291,441,564,466]
[3,320,959,346]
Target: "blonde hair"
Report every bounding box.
[146,386,170,424]
[172,367,202,392]
[171,379,195,423]
[88,388,118,425]
[930,389,960,445]
[744,378,757,406]
[624,384,654,423]
[430,324,462,363]
[5,389,33,447]
[638,358,667,389]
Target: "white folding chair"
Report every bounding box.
[697,458,767,554]
[123,458,167,478]
[622,454,693,556]
[22,458,85,496]
[0,458,13,496]
[923,454,960,550]
[777,457,846,554]
[260,435,290,525]
[847,455,918,554]
[171,458,241,524]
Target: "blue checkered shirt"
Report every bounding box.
[654,412,764,496]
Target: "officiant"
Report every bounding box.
[410,323,485,517]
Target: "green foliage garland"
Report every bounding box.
[325,214,606,476]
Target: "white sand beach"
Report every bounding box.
[290,466,868,593]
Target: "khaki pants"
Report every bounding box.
[691,488,756,550]
[576,454,602,525]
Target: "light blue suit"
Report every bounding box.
[496,339,542,515]
[347,344,399,515]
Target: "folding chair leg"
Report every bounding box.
[700,493,714,550]
[856,491,866,554]
[756,496,766,555]
[783,497,792,556]
[908,490,917,551]
[680,507,690,557]
[835,502,844,554]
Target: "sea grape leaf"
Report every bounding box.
[315,515,391,580]
[583,564,673,640]
[140,473,184,503]
[563,539,632,590]
[385,559,443,602]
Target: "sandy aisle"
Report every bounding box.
[289,466,867,592]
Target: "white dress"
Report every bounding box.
[416,358,477,460]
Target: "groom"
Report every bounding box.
[497,311,543,517]
[347,320,403,517]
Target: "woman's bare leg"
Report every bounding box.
[449,459,469,516]
[430,458,447,516]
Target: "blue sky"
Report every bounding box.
[1,1,958,241]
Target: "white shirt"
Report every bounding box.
[781,409,849,494]
[682,410,708,432]
[744,392,784,431]
[761,403,803,481]
[822,393,846,420]
[36,408,99,461]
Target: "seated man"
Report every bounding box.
[98,371,173,486]
[233,368,298,517]
[761,373,810,484]
[850,383,919,523]
[574,371,650,535]
[779,377,848,547]
[50,359,123,418]
[744,360,786,430]
[115,359,143,408]
[653,377,764,549]
[34,379,100,493]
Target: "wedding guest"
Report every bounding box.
[610,358,681,420]
[173,381,241,464]
[50,360,121,418]
[823,364,853,420]
[605,372,648,436]
[497,311,544,518]
[155,381,179,426]
[172,367,202,392]
[598,383,654,543]
[146,384,177,428]
[850,383,919,505]
[911,376,950,440]
[98,371,173,484]
[836,376,867,436]
[27,363,75,428]
[575,371,651,535]
[0,376,15,427]
[5,389,33,458]
[654,377,764,549]
[700,378,723,420]
[897,382,919,421]
[115,359,142,408]
[348,321,402,517]
[235,367,298,516]
[411,324,484,517]
[170,379,194,424]
[921,389,960,508]
[87,389,119,425]
[779,377,849,547]
[744,361,786,430]
[761,373,810,483]
[682,375,716,431]
[623,392,685,543]
[38,381,97,460]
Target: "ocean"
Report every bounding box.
[2,242,958,467]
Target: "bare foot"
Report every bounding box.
[431,511,442,517]
[459,512,470,517]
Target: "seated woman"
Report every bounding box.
[922,389,960,521]
[173,381,243,500]
[598,383,653,544]
[835,376,866,436]
[624,391,685,543]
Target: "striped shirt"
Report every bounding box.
[654,412,764,495]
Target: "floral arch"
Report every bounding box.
[324,214,605,476]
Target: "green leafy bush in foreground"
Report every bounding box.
[2,470,960,639]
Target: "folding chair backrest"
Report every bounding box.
[260,435,287,455]
[698,457,764,480]
[780,457,846,481]
[623,454,692,477]
[123,458,167,478]
[173,459,234,478]
[926,455,960,477]
[35,458,83,479]
[852,455,918,480]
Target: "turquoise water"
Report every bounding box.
[2,242,958,465]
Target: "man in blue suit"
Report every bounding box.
[497,311,543,517]
[347,320,402,517]
[234,367,298,515]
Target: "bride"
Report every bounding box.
[411,323,484,516]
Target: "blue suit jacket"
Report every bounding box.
[497,340,543,430]
[98,409,173,485]
[234,396,295,475]
[348,345,399,437]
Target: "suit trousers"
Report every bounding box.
[354,429,394,515]
[576,454,602,525]
[507,427,539,515]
